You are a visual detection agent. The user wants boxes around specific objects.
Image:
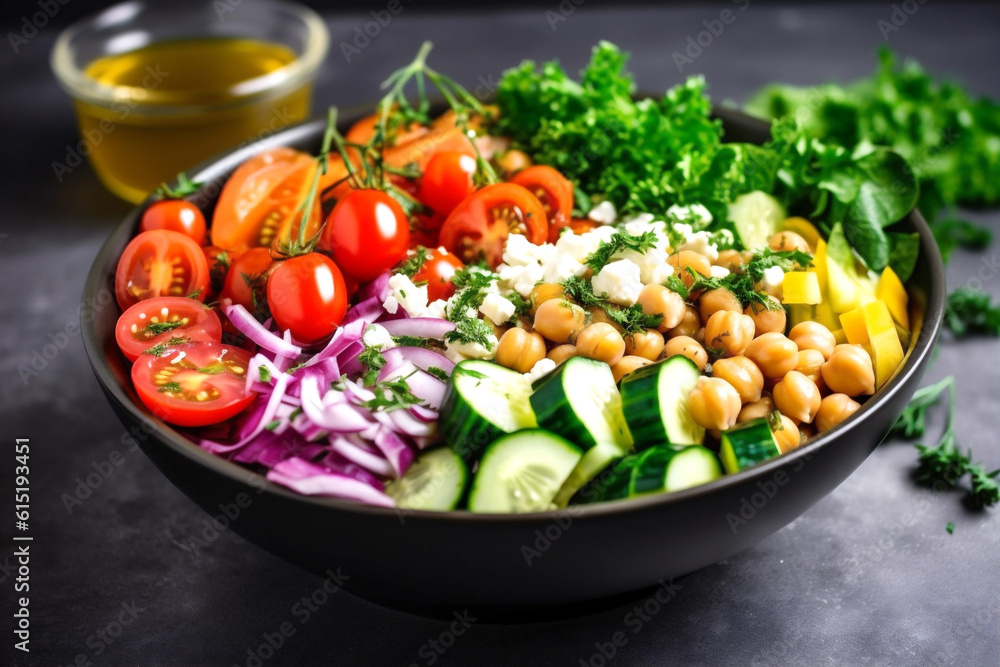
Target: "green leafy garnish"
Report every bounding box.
[158,381,182,394]
[932,218,992,262]
[362,376,423,412]
[946,521,955,535]
[585,229,658,273]
[560,276,661,335]
[444,318,495,349]
[258,365,271,383]
[396,247,431,278]
[265,419,281,431]
[968,465,1000,509]
[944,286,1000,337]
[426,366,450,381]
[143,336,191,357]
[891,376,951,439]
[144,320,185,336]
[153,172,203,199]
[196,363,229,375]
[391,335,433,348]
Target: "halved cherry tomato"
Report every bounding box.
[140,200,207,244]
[320,189,410,281]
[115,297,222,362]
[220,247,274,314]
[211,147,321,253]
[131,341,256,427]
[511,165,574,234]
[267,253,348,343]
[439,183,547,267]
[418,150,478,217]
[411,247,464,303]
[115,230,210,310]
[548,217,602,243]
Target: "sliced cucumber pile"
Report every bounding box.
[550,440,630,508]
[468,429,582,513]
[439,360,537,464]
[720,418,781,474]
[727,190,786,250]
[619,356,705,449]
[631,445,722,496]
[386,447,469,511]
[529,357,633,451]
[570,453,640,505]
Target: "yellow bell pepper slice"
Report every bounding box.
[812,238,829,292]
[863,300,905,388]
[839,307,869,345]
[781,217,823,249]
[876,265,910,330]
[782,271,822,305]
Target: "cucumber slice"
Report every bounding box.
[551,440,630,508]
[468,429,582,513]
[728,190,785,250]
[386,447,468,511]
[619,356,705,449]
[630,445,722,496]
[569,453,641,505]
[529,357,632,451]
[439,360,537,464]
[720,418,781,474]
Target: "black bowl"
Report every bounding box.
[82,108,944,612]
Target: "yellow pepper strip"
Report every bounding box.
[839,307,869,345]
[782,271,822,305]
[781,217,823,249]
[876,265,910,330]
[863,300,905,389]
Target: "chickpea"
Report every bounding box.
[739,395,775,424]
[788,321,837,360]
[815,393,861,433]
[666,305,701,340]
[771,414,801,454]
[667,250,712,288]
[687,376,742,431]
[587,306,625,333]
[699,288,742,322]
[744,296,787,337]
[530,283,564,315]
[624,328,665,361]
[497,149,532,175]
[799,424,816,445]
[711,356,764,404]
[533,299,589,344]
[495,328,546,374]
[704,311,756,357]
[794,348,825,384]
[637,284,687,332]
[768,230,812,254]
[575,322,626,366]
[713,249,745,269]
[547,344,577,365]
[693,326,706,346]
[821,344,876,396]
[612,355,652,383]
[773,371,822,424]
[664,335,709,371]
[744,332,799,379]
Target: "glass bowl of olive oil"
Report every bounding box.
[51,0,328,203]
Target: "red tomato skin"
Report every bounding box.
[220,247,274,314]
[321,190,410,281]
[140,200,207,244]
[115,230,210,310]
[412,248,464,303]
[131,342,255,427]
[266,254,348,344]
[511,165,574,238]
[115,297,222,361]
[418,151,477,217]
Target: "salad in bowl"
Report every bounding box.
[107,41,922,516]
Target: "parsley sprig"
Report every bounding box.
[444,318,495,349]
[585,229,657,273]
[561,276,662,336]
[396,247,431,278]
[944,286,1000,337]
[144,320,185,336]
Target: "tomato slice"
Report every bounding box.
[220,247,274,314]
[115,297,222,361]
[115,230,210,310]
[131,341,256,427]
[140,200,207,244]
[211,147,321,252]
[438,183,547,267]
[511,165,574,234]
[411,247,464,303]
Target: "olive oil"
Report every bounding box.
[76,38,314,203]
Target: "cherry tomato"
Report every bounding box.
[131,341,256,427]
[411,247,465,303]
[438,183,547,268]
[211,147,321,253]
[418,151,478,216]
[511,165,574,234]
[220,247,274,314]
[320,190,410,281]
[115,230,210,310]
[409,226,440,250]
[202,245,234,299]
[139,200,207,244]
[114,297,222,362]
[548,217,602,243]
[267,253,348,343]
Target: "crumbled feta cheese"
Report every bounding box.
[649,262,675,285]
[587,200,617,225]
[498,262,544,298]
[445,335,498,361]
[524,357,557,383]
[362,323,395,349]
[622,212,655,226]
[762,266,785,292]
[383,274,428,317]
[426,299,448,320]
[678,231,719,262]
[614,246,669,284]
[501,234,537,266]
[542,251,587,283]
[479,293,516,326]
[555,231,601,263]
[592,259,643,306]
[666,203,712,227]
[709,265,731,280]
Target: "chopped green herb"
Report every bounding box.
[969,465,1000,509]
[144,320,185,336]
[396,246,431,277]
[265,419,281,431]
[158,381,182,393]
[945,521,955,535]
[258,365,271,383]
[363,375,423,412]
[891,376,952,439]
[664,275,690,299]
[143,336,191,357]
[561,276,660,335]
[196,363,229,375]
[426,366,450,381]
[391,335,431,348]
[585,229,658,273]
[359,332,387,386]
[944,286,1000,337]
[444,318,495,349]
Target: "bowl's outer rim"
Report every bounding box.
[82,107,946,525]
